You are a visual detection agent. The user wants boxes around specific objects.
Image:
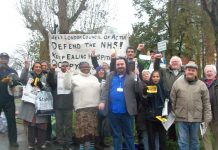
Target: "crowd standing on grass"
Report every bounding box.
[0,41,217,150]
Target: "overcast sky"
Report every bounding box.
[0,0,137,55]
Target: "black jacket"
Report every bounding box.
[0,66,18,103]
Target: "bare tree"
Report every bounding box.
[10,32,41,70]
[17,0,111,60]
[201,0,218,70]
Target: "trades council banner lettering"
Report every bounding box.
[49,34,129,72]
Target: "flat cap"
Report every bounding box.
[185,61,198,69]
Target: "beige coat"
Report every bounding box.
[170,76,212,123]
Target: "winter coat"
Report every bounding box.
[154,58,184,98]
[170,76,212,123]
[203,79,218,124]
[18,68,49,124]
[0,66,18,104]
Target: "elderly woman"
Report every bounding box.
[64,62,101,150]
[202,65,218,150]
[19,62,49,150]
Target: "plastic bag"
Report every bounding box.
[35,91,54,116]
[21,82,38,104]
[0,113,7,134]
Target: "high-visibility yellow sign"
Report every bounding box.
[156,116,167,122]
[147,85,157,93]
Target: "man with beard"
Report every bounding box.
[170,61,212,150]
[99,57,138,150]
[0,52,19,147]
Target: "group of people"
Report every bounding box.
[0,42,217,150]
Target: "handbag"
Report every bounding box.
[35,91,54,116]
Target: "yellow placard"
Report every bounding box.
[156,116,167,122]
[147,85,157,93]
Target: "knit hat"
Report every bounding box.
[185,61,198,69]
[96,66,104,72]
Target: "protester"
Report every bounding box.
[91,49,110,73]
[0,52,19,147]
[40,61,50,75]
[110,46,136,72]
[137,69,151,150]
[99,57,138,150]
[19,62,50,150]
[94,66,111,148]
[47,61,73,150]
[136,44,157,76]
[202,65,218,150]
[170,61,212,150]
[64,62,101,150]
[40,60,53,144]
[142,70,167,150]
[154,55,184,141]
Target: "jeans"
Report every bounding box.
[146,121,166,150]
[55,109,73,144]
[143,130,159,150]
[178,122,200,150]
[109,113,135,150]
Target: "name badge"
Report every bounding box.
[117,88,123,92]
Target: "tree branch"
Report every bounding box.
[68,0,88,28]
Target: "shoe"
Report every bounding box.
[45,140,52,146]
[95,144,104,150]
[56,144,64,150]
[28,146,34,150]
[100,142,110,147]
[10,142,19,147]
[38,144,46,150]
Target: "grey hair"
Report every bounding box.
[170,56,182,66]
[204,65,217,75]
[142,69,150,76]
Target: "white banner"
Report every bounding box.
[49,34,129,72]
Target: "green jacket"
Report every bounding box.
[154,58,184,97]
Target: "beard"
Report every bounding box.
[116,67,125,74]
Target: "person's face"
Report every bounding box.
[150,52,156,60]
[152,72,160,84]
[41,62,48,71]
[102,62,109,70]
[80,63,91,74]
[116,59,126,74]
[0,57,9,65]
[33,63,42,75]
[142,72,150,81]
[98,69,105,78]
[126,49,135,60]
[205,68,216,80]
[61,63,69,73]
[170,58,181,70]
[185,68,197,81]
